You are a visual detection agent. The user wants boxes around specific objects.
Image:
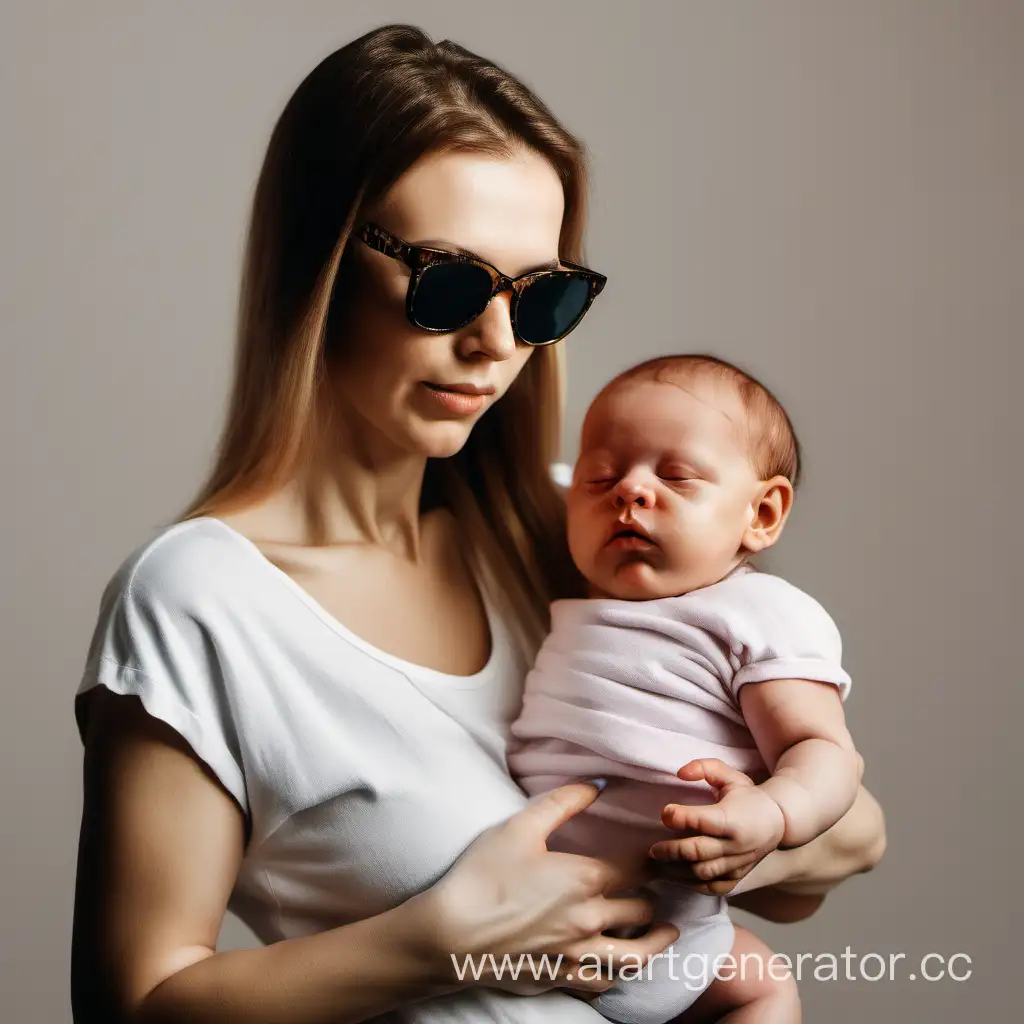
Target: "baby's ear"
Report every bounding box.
[741,476,794,553]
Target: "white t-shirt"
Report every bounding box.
[75,515,606,1024]
[507,565,851,860]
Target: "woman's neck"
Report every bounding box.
[289,414,430,560]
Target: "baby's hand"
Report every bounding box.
[649,758,785,896]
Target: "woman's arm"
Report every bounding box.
[74,690,676,1023]
[727,783,886,922]
[72,690,463,1024]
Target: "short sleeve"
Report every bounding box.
[75,549,249,813]
[719,575,852,702]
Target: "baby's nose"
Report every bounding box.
[614,477,655,508]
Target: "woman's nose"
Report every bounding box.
[458,293,517,361]
[614,475,656,509]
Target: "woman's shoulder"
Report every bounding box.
[77,518,254,810]
[93,517,251,619]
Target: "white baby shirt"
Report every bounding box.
[507,566,852,853]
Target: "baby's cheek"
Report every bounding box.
[663,516,744,589]
[565,512,600,576]
[673,502,727,548]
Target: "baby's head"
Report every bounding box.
[566,354,801,601]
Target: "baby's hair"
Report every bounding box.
[599,353,802,488]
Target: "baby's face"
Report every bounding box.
[566,377,767,600]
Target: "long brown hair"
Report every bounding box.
[175,24,590,649]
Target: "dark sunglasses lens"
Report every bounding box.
[516,275,592,344]
[412,263,493,331]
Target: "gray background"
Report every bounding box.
[3,1,1020,1020]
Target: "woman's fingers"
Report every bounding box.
[571,920,680,976]
[544,850,636,899]
[509,781,604,845]
[598,895,654,932]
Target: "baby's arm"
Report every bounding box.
[649,681,860,890]
[738,675,860,847]
[651,576,862,889]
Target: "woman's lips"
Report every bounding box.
[422,383,490,416]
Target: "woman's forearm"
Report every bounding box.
[131,892,457,1024]
[728,784,885,920]
[777,782,886,893]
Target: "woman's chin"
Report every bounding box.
[409,420,476,460]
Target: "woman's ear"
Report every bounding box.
[741,476,794,553]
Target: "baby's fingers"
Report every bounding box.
[686,850,761,882]
[649,833,730,864]
[661,803,728,838]
[676,758,753,791]
[686,878,745,897]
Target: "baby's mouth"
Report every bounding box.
[607,524,656,550]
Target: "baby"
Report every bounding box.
[507,354,861,1023]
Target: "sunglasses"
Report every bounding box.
[355,222,607,346]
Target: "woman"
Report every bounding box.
[71,24,884,1024]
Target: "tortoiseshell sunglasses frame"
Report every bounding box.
[356,221,607,346]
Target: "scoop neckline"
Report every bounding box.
[193,516,502,690]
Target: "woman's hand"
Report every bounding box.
[648,759,784,896]
[418,781,681,998]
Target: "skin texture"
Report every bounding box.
[72,153,885,1024]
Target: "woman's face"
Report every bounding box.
[329,148,565,460]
